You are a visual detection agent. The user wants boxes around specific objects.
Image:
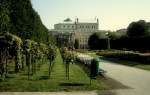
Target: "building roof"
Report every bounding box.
[57,18,98,24]
[64,18,72,22]
[77,18,98,23]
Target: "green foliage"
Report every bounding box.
[22,39,57,79]
[47,45,57,61]
[74,39,79,49]
[0,32,22,73]
[0,51,107,91]
[60,48,75,63]
[110,20,150,51]
[0,0,10,33]
[0,0,57,80]
[23,39,57,62]
[0,32,22,54]
[90,58,99,78]
[110,34,150,51]
[127,20,147,38]
[88,32,107,50]
[64,51,74,62]
[0,0,54,44]
[97,50,150,64]
[88,33,100,50]
[109,32,124,40]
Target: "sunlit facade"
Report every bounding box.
[51,18,99,48]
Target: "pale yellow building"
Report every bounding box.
[50,18,99,48]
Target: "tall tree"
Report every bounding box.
[0,0,10,33]
[88,32,107,50]
[127,20,147,38]
[0,0,54,44]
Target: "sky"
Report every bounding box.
[31,0,150,31]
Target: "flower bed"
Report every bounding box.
[76,53,93,67]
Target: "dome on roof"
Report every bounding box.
[64,18,72,22]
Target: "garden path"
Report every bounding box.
[101,60,150,95]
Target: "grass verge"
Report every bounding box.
[101,57,150,71]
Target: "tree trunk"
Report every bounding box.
[31,54,34,75]
[27,53,31,80]
[15,50,21,72]
[21,54,24,70]
[5,49,8,76]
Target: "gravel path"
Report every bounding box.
[0,92,97,95]
[0,91,115,95]
[101,60,150,95]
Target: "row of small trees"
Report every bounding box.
[0,32,57,80]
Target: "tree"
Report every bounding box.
[47,45,56,78]
[88,33,99,50]
[74,39,79,49]
[0,32,22,78]
[12,34,22,72]
[109,32,125,40]
[0,0,54,44]
[88,32,107,50]
[127,20,147,38]
[0,0,57,80]
[60,48,75,80]
[0,0,10,33]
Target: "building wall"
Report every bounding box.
[76,23,98,32]
[54,22,98,32]
[51,18,99,49]
[54,23,76,30]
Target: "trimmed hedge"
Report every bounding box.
[97,51,150,64]
[110,36,150,52]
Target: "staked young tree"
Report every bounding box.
[0,32,22,78]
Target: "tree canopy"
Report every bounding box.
[88,32,107,50]
[127,20,147,38]
[0,0,54,44]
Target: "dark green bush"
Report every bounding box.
[97,51,150,64]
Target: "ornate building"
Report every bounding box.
[50,18,99,48]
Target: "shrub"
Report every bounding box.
[97,50,150,64]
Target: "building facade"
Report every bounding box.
[50,18,99,48]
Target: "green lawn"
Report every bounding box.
[133,64,150,71]
[0,50,108,91]
[101,57,150,71]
